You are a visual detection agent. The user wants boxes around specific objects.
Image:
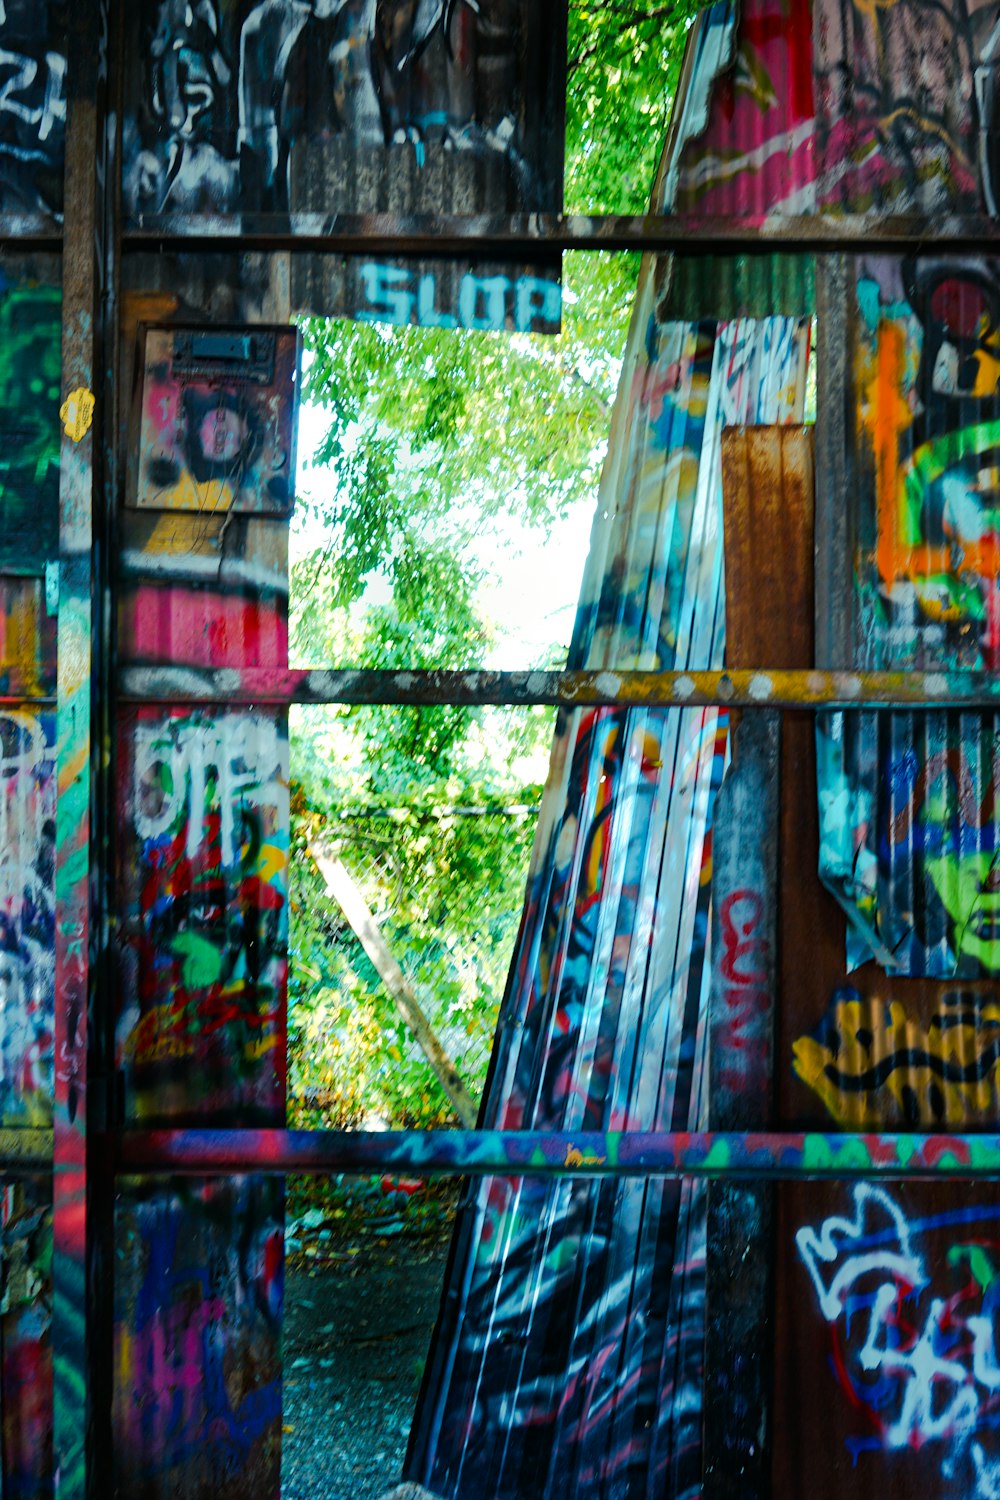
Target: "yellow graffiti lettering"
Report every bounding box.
[794,993,1000,1127]
[244,1033,278,1062]
[564,1145,607,1169]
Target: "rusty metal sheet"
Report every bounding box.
[721,427,816,669]
[121,1,566,332]
[704,425,814,1494]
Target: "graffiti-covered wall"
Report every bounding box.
[670,0,1000,224]
[113,1176,283,1500]
[0,3,67,222]
[0,259,62,1500]
[121,0,567,333]
[111,311,298,1497]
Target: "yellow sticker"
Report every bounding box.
[60,387,96,442]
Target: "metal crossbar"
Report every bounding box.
[114,1128,1000,1179]
[117,665,1000,711]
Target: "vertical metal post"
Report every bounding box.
[702,710,780,1499]
[52,1,108,1495]
[814,255,852,669]
[704,426,816,1495]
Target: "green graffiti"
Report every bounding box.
[948,1243,1000,1292]
[171,931,227,989]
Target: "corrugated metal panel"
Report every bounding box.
[671,0,817,221]
[851,253,1000,673]
[121,1,567,333]
[820,253,1000,977]
[662,253,816,321]
[407,177,813,1499]
[670,0,999,224]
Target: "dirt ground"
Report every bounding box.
[282,1230,452,1500]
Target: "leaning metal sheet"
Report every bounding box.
[407,42,813,1482]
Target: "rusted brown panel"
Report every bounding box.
[721,426,815,671]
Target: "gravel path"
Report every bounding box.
[282,1232,451,1500]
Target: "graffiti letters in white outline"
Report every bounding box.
[797,1184,1000,1492]
[133,715,286,864]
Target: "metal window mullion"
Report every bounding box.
[52,3,109,1497]
[118,212,1000,256]
[113,1127,1000,1179]
[118,664,1000,710]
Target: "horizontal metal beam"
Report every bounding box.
[0,219,63,248]
[118,665,1000,711]
[121,211,1000,255]
[115,1128,1000,1180]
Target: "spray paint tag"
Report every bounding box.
[60,387,95,442]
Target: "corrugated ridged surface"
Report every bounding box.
[671,0,816,220]
[662,252,816,321]
[671,0,1000,224]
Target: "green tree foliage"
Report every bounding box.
[566,1,709,214]
[289,2,711,1131]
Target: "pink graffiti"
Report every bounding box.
[717,888,770,1090]
[119,1294,226,1451]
